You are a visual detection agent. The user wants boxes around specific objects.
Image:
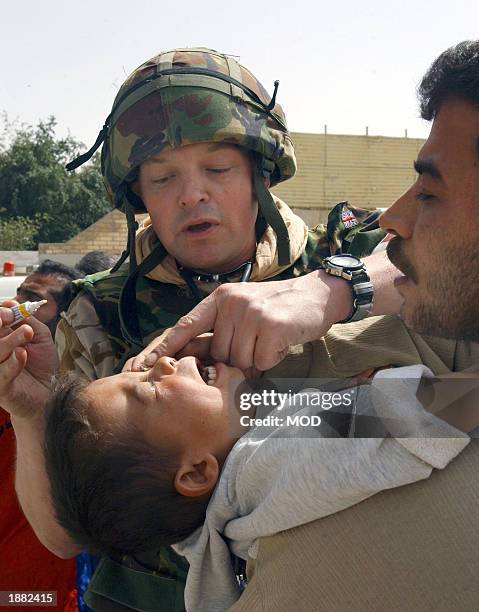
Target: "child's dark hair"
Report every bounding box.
[44,373,209,558]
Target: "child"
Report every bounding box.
[44,356,470,612]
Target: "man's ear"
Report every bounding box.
[174,453,219,498]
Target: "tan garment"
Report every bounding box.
[230,318,479,612]
[135,196,309,285]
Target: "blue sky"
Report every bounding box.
[3,0,479,146]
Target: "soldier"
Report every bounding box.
[0,47,400,611]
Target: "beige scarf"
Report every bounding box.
[134,196,309,285]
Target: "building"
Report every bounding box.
[39,131,424,265]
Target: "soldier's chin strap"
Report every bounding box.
[117,196,168,353]
[118,240,168,353]
[254,157,291,266]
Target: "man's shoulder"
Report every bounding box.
[72,264,129,302]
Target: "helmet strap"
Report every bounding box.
[118,239,169,352]
[65,122,109,171]
[110,185,146,274]
[253,158,291,266]
[115,192,168,351]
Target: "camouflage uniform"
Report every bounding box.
[62,48,385,611]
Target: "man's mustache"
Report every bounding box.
[386,237,418,284]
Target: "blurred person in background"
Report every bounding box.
[1,260,80,611]
[75,251,117,276]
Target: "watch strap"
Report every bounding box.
[322,256,374,324]
[338,268,374,323]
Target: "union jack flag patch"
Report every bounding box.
[341,206,359,229]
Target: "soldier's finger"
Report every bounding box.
[244,366,261,381]
[122,356,135,373]
[253,336,290,372]
[175,334,213,362]
[209,310,235,365]
[141,296,219,367]
[229,320,257,371]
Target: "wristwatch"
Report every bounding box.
[322,254,374,323]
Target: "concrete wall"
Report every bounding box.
[39,131,425,256]
[0,251,39,274]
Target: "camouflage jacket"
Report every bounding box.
[55,201,384,612]
[56,202,385,380]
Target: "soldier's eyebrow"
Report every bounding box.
[414,159,443,181]
[147,156,167,165]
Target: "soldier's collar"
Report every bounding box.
[176,260,253,284]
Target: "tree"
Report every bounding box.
[0,215,43,250]
[0,115,111,246]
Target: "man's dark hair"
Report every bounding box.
[75,251,117,276]
[44,374,209,558]
[36,259,81,281]
[419,40,479,120]
[35,259,82,314]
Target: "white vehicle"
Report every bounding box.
[0,276,25,302]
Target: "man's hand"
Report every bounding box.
[0,303,57,419]
[124,332,215,372]
[131,271,352,372]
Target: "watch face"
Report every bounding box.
[329,255,363,270]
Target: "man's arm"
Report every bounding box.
[131,249,403,372]
[0,307,80,557]
[12,412,82,558]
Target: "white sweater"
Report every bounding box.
[174,365,469,612]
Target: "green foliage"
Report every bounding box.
[0,115,111,246]
[0,214,46,250]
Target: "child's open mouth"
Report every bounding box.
[197,361,217,385]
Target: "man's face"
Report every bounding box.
[14,273,63,332]
[136,142,258,273]
[380,99,479,340]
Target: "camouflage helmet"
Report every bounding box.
[68,49,296,246]
[99,47,297,208]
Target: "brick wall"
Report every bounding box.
[272,131,424,225]
[40,131,424,256]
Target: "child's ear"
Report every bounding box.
[174,453,219,498]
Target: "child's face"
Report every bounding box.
[85,356,246,460]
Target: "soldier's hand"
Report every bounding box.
[126,332,215,372]
[131,271,352,372]
[0,302,57,419]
